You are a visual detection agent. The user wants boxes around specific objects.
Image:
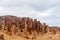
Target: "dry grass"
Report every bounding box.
[0,32,60,40]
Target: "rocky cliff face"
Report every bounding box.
[0,15,60,40]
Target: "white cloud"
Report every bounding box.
[1,0,59,7]
[0,6,5,12]
[0,5,36,17]
[2,0,42,4]
[36,7,55,17]
[0,4,57,18]
[3,0,10,3]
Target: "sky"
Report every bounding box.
[0,0,60,26]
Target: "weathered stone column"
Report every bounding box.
[16,17,21,35]
[0,34,4,40]
[27,18,33,34]
[0,16,5,31]
[4,16,12,34]
[11,24,17,35]
[44,25,48,33]
[39,22,42,32]
[42,23,48,34]
[36,21,40,35]
[42,23,46,34]
[32,19,37,31]
[20,17,27,32]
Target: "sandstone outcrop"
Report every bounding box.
[0,15,60,40]
[0,34,4,40]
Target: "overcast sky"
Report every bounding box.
[0,0,60,26]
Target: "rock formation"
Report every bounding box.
[0,34,4,40]
[0,15,60,40]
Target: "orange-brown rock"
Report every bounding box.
[27,18,33,34]
[0,15,60,40]
[20,17,27,32]
[0,16,5,31]
[36,21,40,34]
[0,34,4,40]
[32,19,37,31]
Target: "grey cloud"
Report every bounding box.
[0,0,60,11]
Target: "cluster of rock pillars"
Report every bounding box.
[0,15,60,40]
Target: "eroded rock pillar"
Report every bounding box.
[27,18,33,34]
